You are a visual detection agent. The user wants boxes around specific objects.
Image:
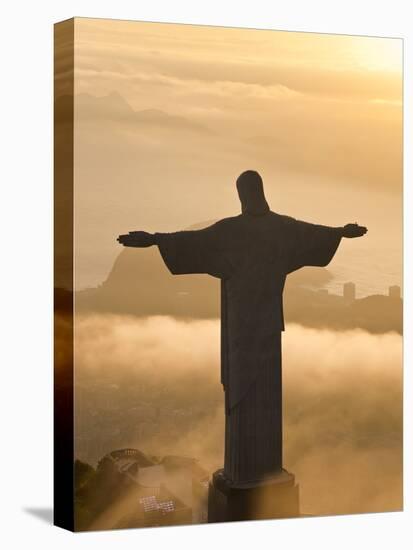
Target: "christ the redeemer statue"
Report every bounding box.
[117,170,367,491]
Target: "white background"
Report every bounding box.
[0,1,411,548]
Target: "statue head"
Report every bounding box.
[236,170,270,216]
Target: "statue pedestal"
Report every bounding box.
[208,469,299,523]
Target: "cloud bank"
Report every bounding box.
[74,314,402,516]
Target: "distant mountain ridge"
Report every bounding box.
[70,91,214,135]
[73,222,402,334]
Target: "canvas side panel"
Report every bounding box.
[54,18,75,532]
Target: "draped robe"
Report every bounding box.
[155,212,342,486]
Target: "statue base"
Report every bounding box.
[208,468,299,523]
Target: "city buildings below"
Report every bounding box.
[77,448,209,530]
[388,285,401,299]
[136,486,192,528]
[343,282,356,303]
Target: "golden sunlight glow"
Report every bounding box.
[350,36,402,73]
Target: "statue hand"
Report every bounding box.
[342,223,368,238]
[117,231,155,247]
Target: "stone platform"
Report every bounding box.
[208,468,299,523]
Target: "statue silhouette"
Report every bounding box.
[118,170,367,488]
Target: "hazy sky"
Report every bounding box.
[71,18,402,290]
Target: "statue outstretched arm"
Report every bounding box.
[117,224,229,278]
[339,223,368,238]
[283,218,367,273]
[117,227,219,248]
[117,231,155,247]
